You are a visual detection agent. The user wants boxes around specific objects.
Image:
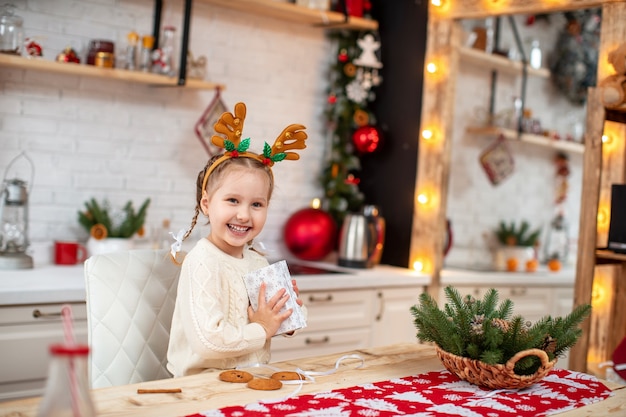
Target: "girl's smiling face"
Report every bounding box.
[202,166,271,258]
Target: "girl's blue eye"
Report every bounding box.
[252,202,264,208]
[227,198,238,204]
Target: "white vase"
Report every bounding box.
[493,246,535,272]
[87,237,134,257]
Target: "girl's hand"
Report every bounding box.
[292,279,304,307]
[248,282,292,339]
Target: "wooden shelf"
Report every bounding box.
[596,249,626,265]
[466,126,585,154]
[0,54,224,90]
[197,0,378,30]
[458,46,550,78]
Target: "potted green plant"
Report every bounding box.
[410,286,591,389]
[493,220,541,271]
[77,198,150,255]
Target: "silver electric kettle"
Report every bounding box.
[337,205,385,268]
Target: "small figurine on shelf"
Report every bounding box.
[56,46,80,64]
[24,38,42,58]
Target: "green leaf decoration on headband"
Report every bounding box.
[271,153,287,163]
[262,142,272,158]
[238,138,251,152]
[224,140,236,152]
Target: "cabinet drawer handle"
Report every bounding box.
[305,336,330,345]
[32,309,63,319]
[376,291,384,321]
[308,294,333,303]
[510,288,527,296]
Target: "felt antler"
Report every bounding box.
[269,124,308,161]
[211,102,247,149]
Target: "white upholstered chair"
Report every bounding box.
[84,249,183,388]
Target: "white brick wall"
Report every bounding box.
[1,0,330,263]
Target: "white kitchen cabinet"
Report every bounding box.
[370,287,422,347]
[0,302,88,400]
[271,285,425,363]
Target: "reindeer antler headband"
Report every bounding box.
[202,102,308,192]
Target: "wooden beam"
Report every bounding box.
[570,88,605,372]
[410,18,459,299]
[436,0,615,20]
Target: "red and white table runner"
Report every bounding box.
[187,368,613,417]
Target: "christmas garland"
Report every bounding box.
[320,30,382,227]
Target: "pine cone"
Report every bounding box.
[491,318,511,332]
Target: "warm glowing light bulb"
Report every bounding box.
[417,193,430,205]
[426,62,437,74]
[413,260,424,272]
[431,0,443,6]
[311,198,321,209]
[602,134,612,144]
[421,129,434,140]
[597,208,609,227]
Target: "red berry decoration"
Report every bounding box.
[284,208,337,261]
[352,125,382,154]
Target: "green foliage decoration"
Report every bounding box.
[411,286,591,376]
[320,30,380,226]
[77,198,150,239]
[495,220,541,247]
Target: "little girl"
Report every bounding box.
[167,103,308,377]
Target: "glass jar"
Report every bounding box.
[36,344,96,417]
[154,25,176,76]
[0,4,24,55]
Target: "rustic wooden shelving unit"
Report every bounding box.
[0,54,224,90]
[458,46,550,78]
[197,0,378,30]
[465,126,585,154]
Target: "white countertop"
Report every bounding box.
[441,266,575,287]
[0,261,431,306]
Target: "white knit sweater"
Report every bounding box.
[167,238,274,377]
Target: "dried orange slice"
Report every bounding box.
[90,224,108,240]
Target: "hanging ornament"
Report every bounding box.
[338,49,349,63]
[194,89,228,157]
[346,79,368,103]
[283,207,337,261]
[352,125,382,154]
[554,152,570,204]
[353,34,382,69]
[353,109,369,127]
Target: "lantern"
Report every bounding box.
[0,153,34,269]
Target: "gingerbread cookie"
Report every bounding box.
[219,370,253,383]
[271,371,305,381]
[247,377,283,391]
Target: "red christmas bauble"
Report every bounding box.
[283,208,337,261]
[352,125,382,154]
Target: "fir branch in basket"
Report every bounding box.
[411,286,591,375]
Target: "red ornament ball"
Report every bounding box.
[352,125,382,153]
[283,208,337,261]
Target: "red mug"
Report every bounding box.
[54,241,87,265]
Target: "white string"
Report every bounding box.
[237,354,365,404]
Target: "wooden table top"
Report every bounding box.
[1,343,624,417]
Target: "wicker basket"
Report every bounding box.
[435,345,557,389]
